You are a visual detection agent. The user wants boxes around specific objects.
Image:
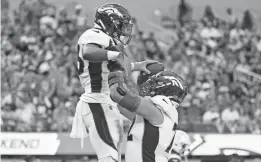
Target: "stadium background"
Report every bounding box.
[1,0,261,162]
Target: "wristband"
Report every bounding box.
[119,92,141,112]
[131,62,135,71]
[107,51,121,60]
[131,62,141,71]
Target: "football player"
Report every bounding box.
[169,130,191,162]
[70,3,156,162]
[108,63,188,162]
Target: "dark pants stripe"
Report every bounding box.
[88,62,102,92]
[88,103,117,151]
[165,123,177,153]
[142,119,159,162]
[127,117,136,141]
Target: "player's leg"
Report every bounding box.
[125,141,168,162]
[125,141,141,162]
[155,155,168,162]
[82,102,121,161]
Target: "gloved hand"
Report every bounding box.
[132,60,159,74]
[107,60,124,72]
[107,52,131,76]
[108,71,125,87]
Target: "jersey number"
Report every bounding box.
[77,45,84,75]
[165,123,177,153]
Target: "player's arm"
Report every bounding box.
[131,60,160,74]
[118,105,136,121]
[81,44,124,62]
[109,71,164,125]
[82,43,158,74]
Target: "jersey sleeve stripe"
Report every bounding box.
[127,117,136,141]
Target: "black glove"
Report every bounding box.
[107,60,124,72]
[108,71,125,88]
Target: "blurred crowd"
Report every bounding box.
[1,0,87,132]
[1,0,261,134]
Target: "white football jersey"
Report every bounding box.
[125,95,179,162]
[77,25,117,105]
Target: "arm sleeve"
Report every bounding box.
[78,29,110,47]
[78,29,118,62]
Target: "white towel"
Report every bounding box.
[70,100,88,148]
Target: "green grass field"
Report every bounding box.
[8,0,261,31]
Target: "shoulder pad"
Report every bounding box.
[149,95,178,123]
[78,29,113,48]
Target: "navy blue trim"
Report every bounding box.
[88,103,117,151]
[142,119,159,162]
[88,62,102,93]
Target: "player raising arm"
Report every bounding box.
[71,3,156,162]
[108,63,188,162]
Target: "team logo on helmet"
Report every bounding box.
[95,3,133,45]
[157,75,185,90]
[98,7,124,19]
[140,71,188,104]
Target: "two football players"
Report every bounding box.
[108,60,189,162]
[71,3,156,162]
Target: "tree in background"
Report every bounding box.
[226,8,238,29]
[178,0,193,26]
[202,5,216,24]
[242,10,255,30]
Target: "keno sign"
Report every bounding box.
[0,133,60,155]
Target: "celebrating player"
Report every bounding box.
[169,130,191,162]
[70,3,156,162]
[108,63,188,162]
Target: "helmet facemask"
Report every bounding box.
[112,19,133,45]
[95,3,133,45]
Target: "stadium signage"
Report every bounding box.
[189,134,261,156]
[0,133,60,155]
[1,138,39,149]
[1,133,261,156]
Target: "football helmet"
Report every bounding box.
[139,71,188,104]
[95,3,133,45]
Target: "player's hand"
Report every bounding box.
[107,52,130,72]
[108,60,123,72]
[107,52,124,71]
[115,53,131,75]
[120,54,132,77]
[108,71,125,87]
[133,60,158,74]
